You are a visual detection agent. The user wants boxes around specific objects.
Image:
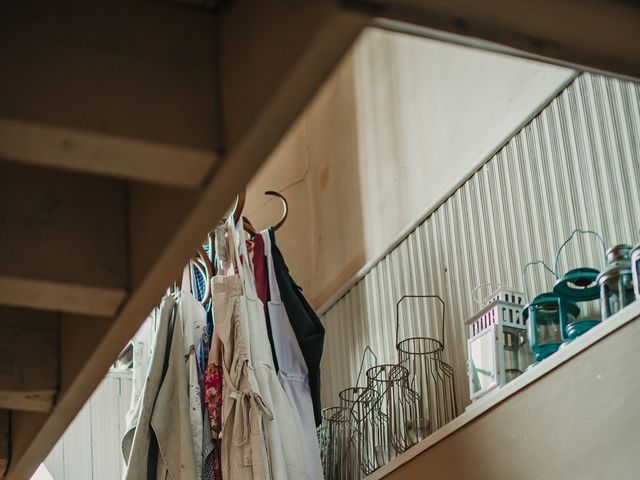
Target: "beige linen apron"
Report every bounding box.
[228,217,305,479]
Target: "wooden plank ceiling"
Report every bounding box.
[0,0,637,478]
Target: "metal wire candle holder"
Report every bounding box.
[321,406,354,480]
[366,363,421,464]
[338,386,378,478]
[395,295,459,440]
[326,346,377,479]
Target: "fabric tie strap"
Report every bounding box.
[229,388,274,469]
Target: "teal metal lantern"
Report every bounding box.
[552,229,606,341]
[597,244,636,319]
[632,244,640,301]
[522,261,576,362]
[524,293,577,362]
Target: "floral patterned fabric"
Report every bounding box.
[204,327,224,479]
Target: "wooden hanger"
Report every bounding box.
[230,188,258,235]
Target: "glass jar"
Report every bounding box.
[597,244,636,319]
[503,327,532,381]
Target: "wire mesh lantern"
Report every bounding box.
[365,363,421,466]
[338,387,373,479]
[632,244,640,301]
[466,284,531,401]
[334,347,382,479]
[597,244,636,319]
[395,295,458,440]
[321,406,354,480]
[552,229,605,341]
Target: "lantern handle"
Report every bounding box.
[523,260,557,302]
[395,295,446,350]
[355,346,378,387]
[554,228,607,276]
[472,283,507,306]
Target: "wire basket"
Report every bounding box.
[395,295,459,439]
[321,406,354,480]
[366,364,421,464]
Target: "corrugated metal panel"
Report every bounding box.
[320,72,640,410]
[44,372,132,479]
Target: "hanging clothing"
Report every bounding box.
[253,233,269,311]
[262,230,324,479]
[268,228,326,426]
[152,291,205,480]
[180,290,207,479]
[227,216,305,479]
[252,233,279,372]
[213,273,272,480]
[123,291,204,480]
[204,326,224,479]
[202,406,219,480]
[122,296,175,479]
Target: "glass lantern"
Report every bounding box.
[632,244,640,300]
[597,244,636,319]
[524,293,578,362]
[466,287,531,401]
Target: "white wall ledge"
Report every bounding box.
[366,300,640,479]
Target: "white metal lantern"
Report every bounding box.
[466,287,532,401]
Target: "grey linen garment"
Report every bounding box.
[122,295,176,479]
[122,293,202,480]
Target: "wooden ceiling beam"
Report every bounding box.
[0,309,59,413]
[0,412,8,478]
[0,118,216,188]
[0,163,128,317]
[0,0,219,187]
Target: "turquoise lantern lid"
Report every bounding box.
[553,267,600,301]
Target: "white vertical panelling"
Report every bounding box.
[43,436,64,480]
[91,377,121,480]
[62,398,92,480]
[44,372,132,479]
[320,72,640,412]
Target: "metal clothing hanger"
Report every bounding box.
[265,190,288,231]
[191,246,213,305]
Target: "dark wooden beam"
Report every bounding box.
[0,309,59,413]
[0,412,8,477]
[0,162,128,317]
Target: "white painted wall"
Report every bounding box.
[247,28,575,308]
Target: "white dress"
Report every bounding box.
[229,217,305,479]
[262,230,324,479]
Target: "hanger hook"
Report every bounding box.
[232,188,247,224]
[265,190,288,231]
